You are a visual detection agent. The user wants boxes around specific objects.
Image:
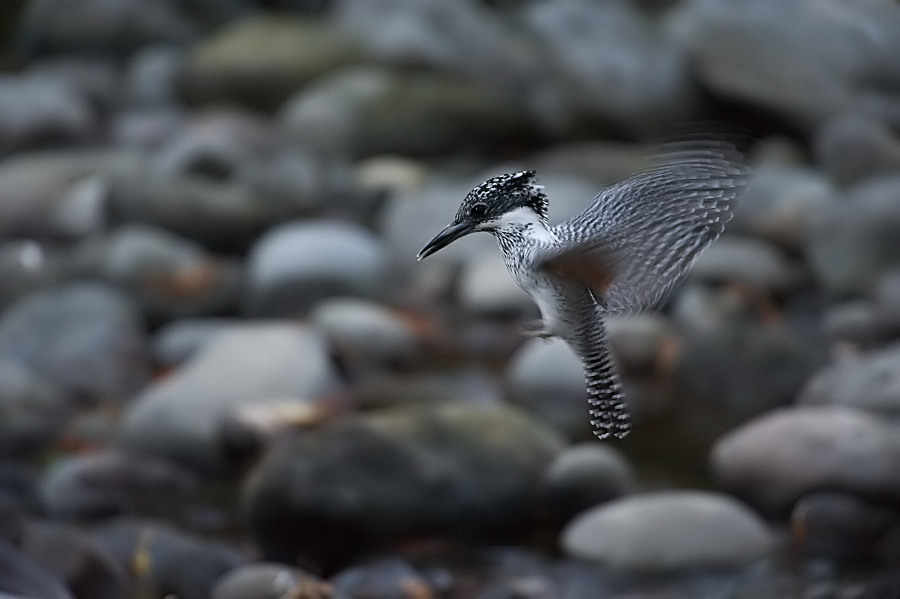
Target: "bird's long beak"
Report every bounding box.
[417,221,475,260]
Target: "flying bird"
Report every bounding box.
[417,140,751,440]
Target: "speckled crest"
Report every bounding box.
[455,170,549,223]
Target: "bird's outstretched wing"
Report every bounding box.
[556,139,751,315]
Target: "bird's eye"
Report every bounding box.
[469,203,487,219]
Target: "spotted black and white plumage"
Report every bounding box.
[418,140,751,439]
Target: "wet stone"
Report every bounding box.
[505,337,591,440]
[119,323,340,473]
[330,558,432,599]
[538,443,637,527]
[244,220,388,317]
[243,402,564,570]
[38,450,196,520]
[211,562,331,599]
[561,490,774,571]
[179,15,361,111]
[796,343,900,416]
[711,406,900,513]
[792,491,900,566]
[0,282,150,405]
[91,519,245,599]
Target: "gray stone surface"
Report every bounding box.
[211,562,328,599]
[797,344,900,415]
[310,297,418,366]
[280,65,530,158]
[118,323,341,473]
[38,450,196,520]
[727,165,839,252]
[505,337,590,439]
[668,0,900,128]
[17,0,194,56]
[243,401,564,566]
[0,73,95,153]
[524,0,700,135]
[0,282,150,404]
[178,16,361,111]
[688,236,801,292]
[813,113,900,185]
[539,443,636,526]
[711,406,900,513]
[72,225,241,322]
[561,490,773,570]
[806,173,900,295]
[244,220,388,317]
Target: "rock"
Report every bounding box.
[0,360,70,459]
[179,16,361,111]
[17,0,195,57]
[728,166,839,252]
[0,539,73,599]
[18,521,128,599]
[107,161,299,253]
[0,150,139,240]
[234,148,338,217]
[279,65,530,158]
[0,72,95,153]
[150,318,242,368]
[0,283,150,404]
[310,297,419,368]
[505,337,591,439]
[331,558,432,599]
[523,0,700,136]
[873,268,900,332]
[561,490,773,571]
[243,402,564,569]
[71,225,242,323]
[0,241,60,311]
[110,107,186,150]
[151,109,277,179]
[38,450,196,520]
[211,562,330,599]
[334,0,526,89]
[711,406,900,513]
[531,142,651,187]
[244,220,388,317]
[821,300,884,349]
[606,313,673,375]
[91,519,244,599]
[675,319,825,417]
[668,0,900,129]
[539,443,636,527]
[792,491,900,565]
[355,155,428,197]
[118,323,341,473]
[474,548,580,599]
[796,343,900,415]
[688,236,802,292]
[806,173,900,295]
[123,44,185,108]
[813,113,900,185]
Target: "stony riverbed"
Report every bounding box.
[1,0,900,598]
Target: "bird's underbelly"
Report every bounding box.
[510,269,573,337]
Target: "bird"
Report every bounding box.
[416,139,751,440]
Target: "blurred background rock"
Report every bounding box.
[1,0,899,597]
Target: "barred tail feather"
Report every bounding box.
[565,307,631,440]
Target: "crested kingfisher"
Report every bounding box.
[417,140,750,440]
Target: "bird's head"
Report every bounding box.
[417,170,548,260]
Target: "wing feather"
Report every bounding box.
[556,139,751,314]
